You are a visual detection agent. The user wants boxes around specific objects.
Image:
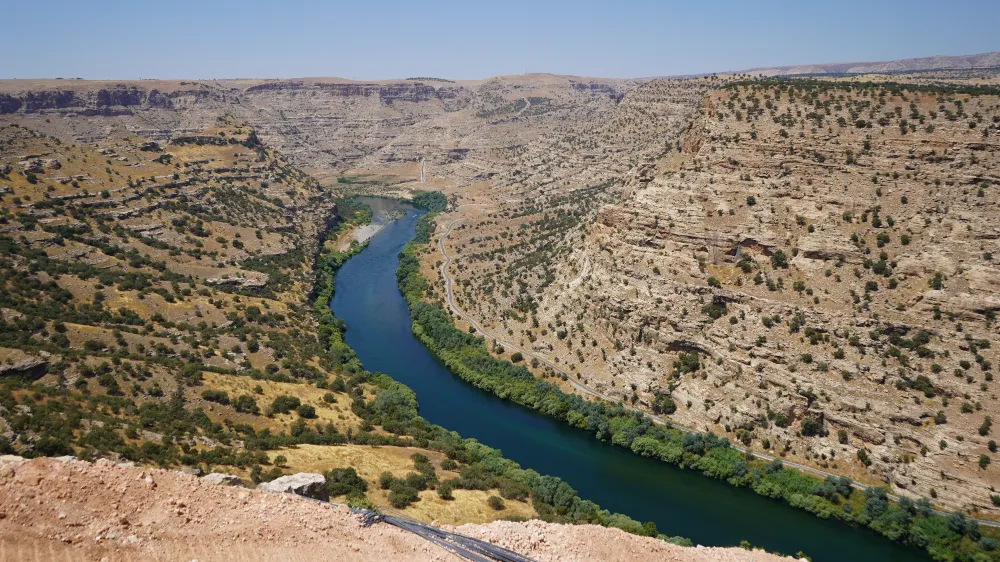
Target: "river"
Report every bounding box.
[330,197,927,562]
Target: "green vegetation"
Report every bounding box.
[409,191,448,213]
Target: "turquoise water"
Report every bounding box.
[330,200,927,561]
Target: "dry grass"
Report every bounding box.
[201,373,363,434]
[266,444,537,524]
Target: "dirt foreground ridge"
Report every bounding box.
[0,456,793,562]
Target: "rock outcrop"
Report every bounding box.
[201,473,243,487]
[257,473,329,501]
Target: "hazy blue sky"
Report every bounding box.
[3,0,998,80]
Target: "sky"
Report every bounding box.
[3,0,998,80]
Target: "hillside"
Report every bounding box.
[0,74,644,187]
[5,54,1000,558]
[0,456,789,561]
[731,50,1000,77]
[434,77,1000,514]
[0,115,554,526]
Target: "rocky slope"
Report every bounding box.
[6,62,1000,528]
[450,78,1000,513]
[0,456,789,562]
[0,75,644,186]
[0,115,549,527]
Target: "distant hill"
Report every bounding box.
[727,49,1000,76]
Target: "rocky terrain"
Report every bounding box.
[0,75,643,188]
[0,456,789,562]
[5,53,1000,552]
[436,76,1000,514]
[0,113,553,527]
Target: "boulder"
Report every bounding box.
[202,473,243,487]
[257,473,328,501]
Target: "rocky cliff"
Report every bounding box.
[473,79,1000,512]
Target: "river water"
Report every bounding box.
[330,198,926,561]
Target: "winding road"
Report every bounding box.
[435,216,1000,527]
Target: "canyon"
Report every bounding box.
[3,52,1000,559]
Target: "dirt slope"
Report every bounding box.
[0,457,787,562]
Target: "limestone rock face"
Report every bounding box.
[257,473,328,501]
[0,350,50,379]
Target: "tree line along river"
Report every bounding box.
[330,198,927,562]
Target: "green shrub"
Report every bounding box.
[324,467,368,498]
[487,495,505,510]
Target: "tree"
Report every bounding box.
[857,449,872,467]
[325,467,368,498]
[770,250,789,269]
[864,487,889,518]
[233,394,259,414]
[652,393,677,415]
[360,468,388,490]
[267,395,301,416]
[437,480,456,500]
[800,417,823,437]
[388,481,419,508]
[979,416,992,436]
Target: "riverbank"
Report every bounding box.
[329,198,924,561]
[315,196,694,547]
[394,203,994,562]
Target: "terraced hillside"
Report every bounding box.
[0,119,562,526]
[436,77,1000,513]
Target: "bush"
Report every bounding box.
[232,394,260,414]
[388,482,420,508]
[296,404,317,419]
[201,389,230,405]
[652,393,677,415]
[267,395,301,416]
[437,479,456,500]
[379,471,394,490]
[324,467,368,498]
[770,250,789,269]
[487,495,505,510]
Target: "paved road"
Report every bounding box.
[436,217,999,527]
